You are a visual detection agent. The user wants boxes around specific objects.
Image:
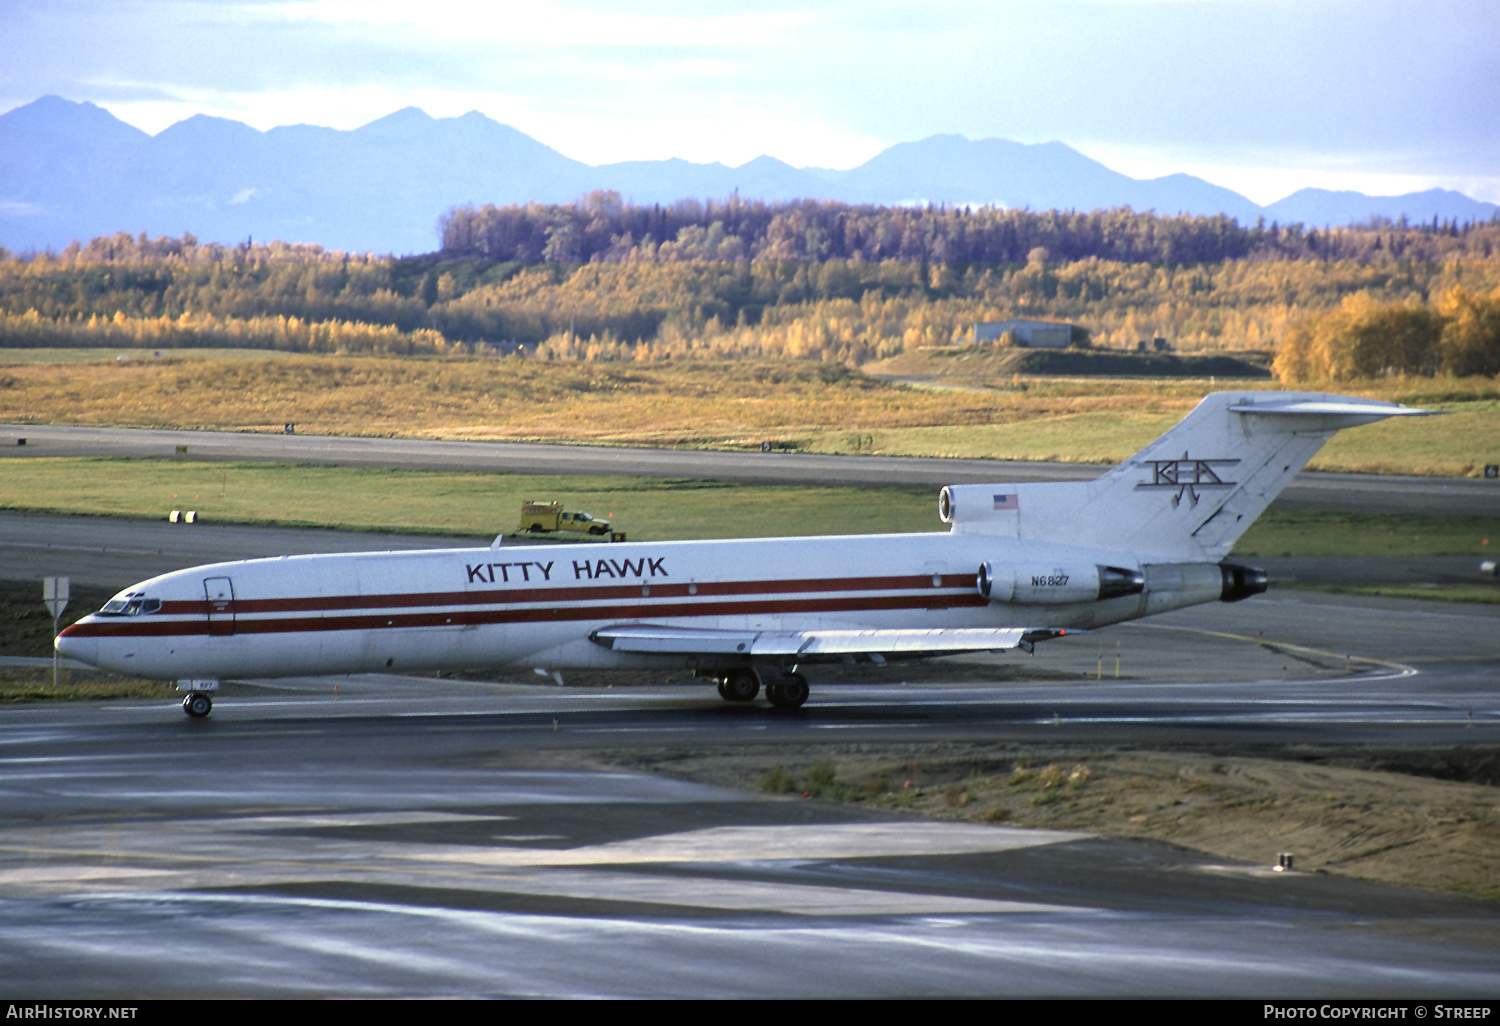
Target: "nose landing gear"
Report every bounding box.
[182,692,212,718]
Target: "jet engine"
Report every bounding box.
[977,562,1146,605]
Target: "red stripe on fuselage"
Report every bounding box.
[142,571,971,618]
[61,579,987,640]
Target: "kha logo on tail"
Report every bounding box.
[1136,452,1240,507]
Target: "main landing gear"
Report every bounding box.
[765,674,810,710]
[182,692,213,718]
[713,669,809,710]
[716,669,760,703]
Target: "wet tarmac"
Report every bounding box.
[1,677,1497,998]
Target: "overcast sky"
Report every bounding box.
[3,0,1496,204]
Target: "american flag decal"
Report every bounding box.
[993,494,1019,511]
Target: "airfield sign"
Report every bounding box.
[44,576,70,619]
[43,576,69,687]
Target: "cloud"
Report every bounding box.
[259,0,816,48]
[2,0,1495,192]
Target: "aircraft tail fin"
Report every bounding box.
[941,391,1433,561]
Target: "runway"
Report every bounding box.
[7,421,1498,516]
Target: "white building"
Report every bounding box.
[974,319,1073,348]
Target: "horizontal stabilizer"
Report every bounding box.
[590,624,1073,661]
[941,391,1433,561]
[1226,395,1438,426]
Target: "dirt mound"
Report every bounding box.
[865,347,1272,379]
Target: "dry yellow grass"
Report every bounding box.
[0,352,1186,444]
[0,352,1493,474]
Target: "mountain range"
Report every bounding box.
[2,95,1495,256]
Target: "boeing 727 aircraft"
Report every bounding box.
[56,391,1430,716]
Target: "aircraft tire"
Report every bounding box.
[183,693,213,718]
[722,669,760,702]
[767,674,809,711]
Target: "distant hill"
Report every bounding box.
[1,96,1495,255]
[1262,188,1498,229]
[817,135,1267,223]
[0,98,596,255]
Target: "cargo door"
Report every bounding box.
[204,576,236,636]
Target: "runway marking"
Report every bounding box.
[395,822,1088,868]
[0,753,182,765]
[809,723,913,730]
[568,726,718,735]
[206,811,517,831]
[71,886,1087,932]
[1035,714,1480,726]
[0,822,1089,903]
[450,868,1085,916]
[1125,622,1420,679]
[0,865,174,885]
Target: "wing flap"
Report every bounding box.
[589,624,1069,660]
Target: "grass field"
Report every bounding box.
[1210,509,1495,558]
[0,457,945,540]
[0,667,177,702]
[2,457,1495,559]
[803,400,1500,477]
[1,350,1495,475]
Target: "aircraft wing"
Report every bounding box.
[588,624,1073,661]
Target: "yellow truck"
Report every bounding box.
[519,500,613,536]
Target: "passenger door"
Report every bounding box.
[204,577,236,637]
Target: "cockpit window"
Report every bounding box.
[98,592,161,616]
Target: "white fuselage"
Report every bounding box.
[55,531,1218,681]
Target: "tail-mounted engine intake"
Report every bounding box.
[1218,562,1269,602]
[977,562,1145,605]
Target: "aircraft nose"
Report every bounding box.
[54,626,98,667]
